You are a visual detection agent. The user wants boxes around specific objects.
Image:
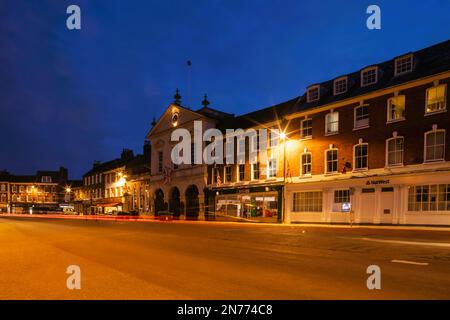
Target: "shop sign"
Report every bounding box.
[366,179,390,185]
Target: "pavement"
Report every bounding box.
[0,216,449,299]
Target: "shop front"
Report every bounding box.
[211,185,283,223]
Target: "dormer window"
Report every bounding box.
[41,176,52,183]
[395,54,413,76]
[361,67,378,87]
[307,85,320,103]
[333,77,348,95]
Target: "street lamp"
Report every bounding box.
[280,131,287,223]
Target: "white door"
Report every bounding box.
[359,188,376,223]
[380,187,394,224]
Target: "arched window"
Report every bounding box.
[424,128,445,162]
[386,136,404,167]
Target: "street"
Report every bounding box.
[0,216,449,299]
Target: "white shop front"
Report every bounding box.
[286,170,450,226]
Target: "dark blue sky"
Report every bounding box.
[1,0,449,178]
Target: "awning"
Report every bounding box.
[95,203,121,207]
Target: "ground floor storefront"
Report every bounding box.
[286,171,450,226]
[210,184,283,223]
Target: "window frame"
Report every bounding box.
[300,152,312,177]
[300,118,312,140]
[307,85,320,103]
[394,54,413,76]
[387,95,406,123]
[333,76,348,95]
[354,104,370,129]
[267,157,277,178]
[325,148,339,174]
[360,66,378,87]
[386,136,404,167]
[251,162,260,181]
[425,84,447,115]
[325,111,339,136]
[353,142,369,171]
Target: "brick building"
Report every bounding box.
[206,39,450,225]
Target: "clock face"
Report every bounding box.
[171,112,179,126]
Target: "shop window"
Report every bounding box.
[425,84,446,114]
[408,184,450,211]
[386,136,404,167]
[387,95,406,122]
[424,129,445,162]
[292,191,323,212]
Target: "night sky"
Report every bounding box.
[1,0,449,178]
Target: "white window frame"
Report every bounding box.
[300,152,312,177]
[333,76,348,95]
[354,104,370,129]
[353,142,369,171]
[386,136,404,167]
[251,162,260,181]
[292,191,323,213]
[224,165,232,183]
[268,127,279,149]
[325,111,339,136]
[387,95,406,123]
[425,84,447,115]
[307,85,320,103]
[424,128,445,163]
[361,66,378,87]
[300,118,312,140]
[325,148,339,174]
[394,54,413,76]
[267,157,277,178]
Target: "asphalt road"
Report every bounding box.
[1,216,449,299]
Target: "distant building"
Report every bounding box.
[0,167,70,214]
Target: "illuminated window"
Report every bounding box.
[307,86,320,102]
[387,95,406,122]
[292,191,322,212]
[424,129,445,162]
[334,77,347,95]
[300,119,312,139]
[395,54,413,75]
[354,105,369,129]
[361,67,378,87]
[426,84,447,114]
[386,137,404,167]
[301,152,312,176]
[268,158,277,178]
[325,111,339,135]
[325,149,338,173]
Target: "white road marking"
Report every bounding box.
[352,237,450,248]
[391,260,429,266]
